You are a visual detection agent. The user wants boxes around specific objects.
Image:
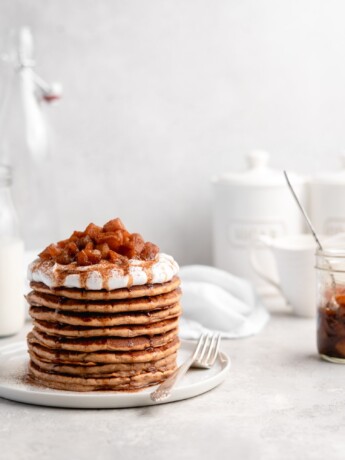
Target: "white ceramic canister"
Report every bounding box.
[309,156,345,235]
[211,150,307,293]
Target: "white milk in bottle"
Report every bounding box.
[0,166,24,336]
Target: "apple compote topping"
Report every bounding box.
[38,218,159,266]
[318,290,345,359]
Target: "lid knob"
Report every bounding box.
[246,150,270,170]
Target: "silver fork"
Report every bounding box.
[150,332,221,403]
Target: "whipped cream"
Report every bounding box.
[28,253,179,290]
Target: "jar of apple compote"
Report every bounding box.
[316,248,345,363]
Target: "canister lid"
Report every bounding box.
[213,150,305,187]
[311,154,345,185]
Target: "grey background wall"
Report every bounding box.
[1,0,345,264]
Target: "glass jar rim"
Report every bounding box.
[316,247,345,259]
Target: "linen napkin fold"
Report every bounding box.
[179,265,269,339]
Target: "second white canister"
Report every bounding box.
[309,156,345,235]
[212,150,307,293]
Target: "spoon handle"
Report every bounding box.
[283,171,323,251]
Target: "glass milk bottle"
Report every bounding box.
[0,165,24,336]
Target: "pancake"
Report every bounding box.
[29,361,175,391]
[29,327,178,352]
[26,219,181,392]
[28,336,180,364]
[33,317,179,338]
[29,302,182,327]
[29,349,177,376]
[26,288,181,313]
[30,276,180,301]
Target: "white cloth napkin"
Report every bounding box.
[179,265,270,339]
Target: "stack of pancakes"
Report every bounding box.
[27,276,181,391]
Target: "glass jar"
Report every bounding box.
[316,248,345,363]
[0,165,25,336]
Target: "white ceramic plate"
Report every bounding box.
[0,340,230,408]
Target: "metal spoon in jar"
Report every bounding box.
[283,171,337,300]
[283,171,323,251]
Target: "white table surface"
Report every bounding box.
[0,313,344,460]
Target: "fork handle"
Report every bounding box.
[150,356,194,402]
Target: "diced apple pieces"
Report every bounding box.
[141,242,159,260]
[103,218,127,233]
[38,218,160,266]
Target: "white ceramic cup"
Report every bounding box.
[250,234,317,317]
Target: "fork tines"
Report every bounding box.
[194,332,221,368]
